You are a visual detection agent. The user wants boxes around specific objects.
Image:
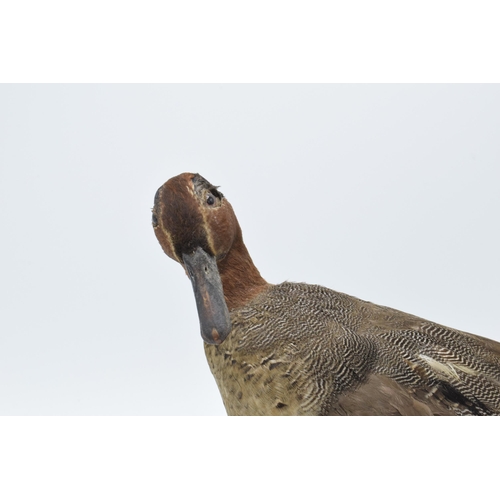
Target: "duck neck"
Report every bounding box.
[217,227,269,311]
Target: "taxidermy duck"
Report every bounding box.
[152,172,500,415]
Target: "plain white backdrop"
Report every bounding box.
[1,84,499,416]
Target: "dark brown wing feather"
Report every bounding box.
[329,373,454,415]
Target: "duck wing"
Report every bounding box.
[328,322,500,416]
[254,283,500,415]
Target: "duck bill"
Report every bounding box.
[182,247,231,345]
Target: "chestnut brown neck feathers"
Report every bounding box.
[216,223,269,310]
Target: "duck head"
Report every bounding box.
[152,173,236,345]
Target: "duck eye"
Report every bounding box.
[206,195,215,206]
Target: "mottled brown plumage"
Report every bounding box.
[153,173,500,415]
